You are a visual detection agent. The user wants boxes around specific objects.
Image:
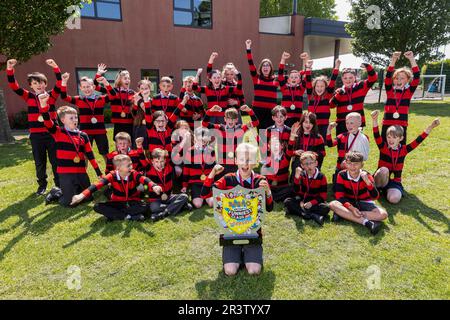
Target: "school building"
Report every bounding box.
[2,0,352,121]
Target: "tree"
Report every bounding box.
[0,0,88,143]
[346,0,450,66]
[260,0,337,20]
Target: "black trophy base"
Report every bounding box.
[219,230,263,246]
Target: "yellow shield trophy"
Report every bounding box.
[213,185,265,246]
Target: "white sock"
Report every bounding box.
[362,218,369,225]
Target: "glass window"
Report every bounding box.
[76,68,121,96]
[174,0,212,28]
[80,0,122,20]
[141,70,160,93]
[182,69,199,82]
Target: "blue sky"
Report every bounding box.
[313,0,449,68]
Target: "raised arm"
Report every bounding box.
[6,59,30,101]
[406,118,440,153]
[46,59,62,101]
[404,51,421,92]
[278,52,291,88]
[361,62,378,90]
[370,110,384,150]
[207,52,218,74]
[245,39,258,83]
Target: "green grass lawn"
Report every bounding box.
[0,100,449,300]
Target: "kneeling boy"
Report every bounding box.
[201,143,273,276]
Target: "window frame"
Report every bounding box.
[80,0,123,22]
[140,69,160,94]
[173,0,213,29]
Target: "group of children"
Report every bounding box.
[6,42,441,276]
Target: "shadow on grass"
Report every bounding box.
[0,138,32,169]
[380,191,450,234]
[0,194,91,262]
[62,216,155,248]
[195,270,276,300]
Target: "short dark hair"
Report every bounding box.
[345,151,364,163]
[27,72,48,85]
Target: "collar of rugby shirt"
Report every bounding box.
[307,167,319,179]
[116,171,129,181]
[347,170,362,182]
[236,170,254,184]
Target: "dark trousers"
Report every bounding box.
[149,193,189,216]
[59,173,91,207]
[254,107,273,129]
[271,185,295,203]
[113,123,134,141]
[382,124,407,144]
[30,133,59,188]
[284,197,330,217]
[133,125,149,149]
[318,124,328,141]
[94,201,148,221]
[336,121,347,136]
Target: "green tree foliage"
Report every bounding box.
[260,0,337,19]
[346,0,450,66]
[0,0,88,68]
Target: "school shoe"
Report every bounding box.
[45,187,63,205]
[184,202,193,212]
[125,214,145,222]
[364,220,382,235]
[311,213,325,226]
[332,213,342,222]
[36,185,47,196]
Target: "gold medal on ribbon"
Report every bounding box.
[121,111,126,118]
[38,115,44,122]
[393,112,400,119]
[161,193,168,201]
[91,117,98,124]
[290,104,296,110]
[200,174,207,181]
[227,152,234,158]
[347,104,353,111]
[73,156,81,163]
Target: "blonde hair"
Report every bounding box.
[138,78,152,91]
[57,106,77,118]
[114,132,131,143]
[393,67,413,81]
[300,151,318,163]
[113,154,131,167]
[225,107,239,119]
[80,76,94,86]
[160,76,173,84]
[114,70,130,88]
[151,148,168,159]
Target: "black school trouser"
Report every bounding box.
[30,132,59,188]
[94,201,148,221]
[113,123,134,141]
[271,185,295,203]
[254,107,273,130]
[59,173,91,207]
[284,197,330,217]
[148,194,189,216]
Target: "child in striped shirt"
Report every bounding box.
[371,110,440,204]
